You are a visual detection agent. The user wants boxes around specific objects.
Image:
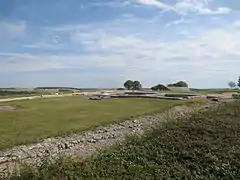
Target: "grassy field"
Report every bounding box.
[194,89,240,94]
[0,97,193,150]
[0,89,72,99]
[0,92,50,99]
[8,100,240,180]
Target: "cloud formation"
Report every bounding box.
[0,21,26,38]
[135,0,231,15]
[0,0,238,88]
[1,17,240,87]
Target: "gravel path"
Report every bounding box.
[0,94,72,102]
[0,104,207,178]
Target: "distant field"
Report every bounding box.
[194,89,240,94]
[0,97,201,149]
[0,91,47,99]
[166,89,240,94]
[0,90,72,99]
[0,93,40,99]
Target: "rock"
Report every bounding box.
[58,143,65,149]
[93,135,102,141]
[72,140,77,145]
[11,156,18,160]
[64,143,70,149]
[133,120,138,123]
[111,133,117,139]
[211,98,219,102]
[0,157,8,163]
[87,139,96,143]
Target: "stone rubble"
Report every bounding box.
[0,104,204,177]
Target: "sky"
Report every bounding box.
[0,0,240,88]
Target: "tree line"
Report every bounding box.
[228,76,240,89]
[123,80,188,91]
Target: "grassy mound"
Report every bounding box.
[7,101,240,180]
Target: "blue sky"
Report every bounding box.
[0,0,240,88]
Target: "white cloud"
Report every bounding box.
[0,4,238,88]
[135,0,231,15]
[23,43,60,49]
[2,20,240,88]
[67,22,240,88]
[0,52,125,73]
[234,21,240,28]
[0,21,26,38]
[165,17,193,27]
[136,0,172,10]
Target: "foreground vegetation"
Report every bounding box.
[0,97,190,150]
[6,100,240,180]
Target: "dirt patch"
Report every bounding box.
[0,106,16,111]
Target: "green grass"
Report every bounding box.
[0,92,52,99]
[0,97,193,150]
[164,89,240,95]
[193,89,240,94]
[8,101,240,180]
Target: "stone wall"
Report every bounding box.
[0,104,206,178]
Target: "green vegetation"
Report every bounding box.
[7,101,240,180]
[194,89,240,94]
[0,97,188,149]
[238,76,240,88]
[151,84,170,91]
[58,89,73,94]
[123,80,142,90]
[168,81,189,87]
[0,90,56,99]
[0,90,38,98]
[228,81,236,89]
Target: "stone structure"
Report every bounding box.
[0,105,204,178]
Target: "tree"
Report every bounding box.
[124,80,134,90]
[124,80,142,90]
[228,81,236,89]
[238,76,240,88]
[151,84,170,91]
[132,81,142,90]
[168,81,188,87]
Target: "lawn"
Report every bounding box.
[9,101,240,180]
[0,97,189,150]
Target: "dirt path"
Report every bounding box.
[0,103,209,178]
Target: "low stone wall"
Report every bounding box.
[111,95,183,100]
[232,93,240,99]
[164,93,203,98]
[0,104,205,178]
